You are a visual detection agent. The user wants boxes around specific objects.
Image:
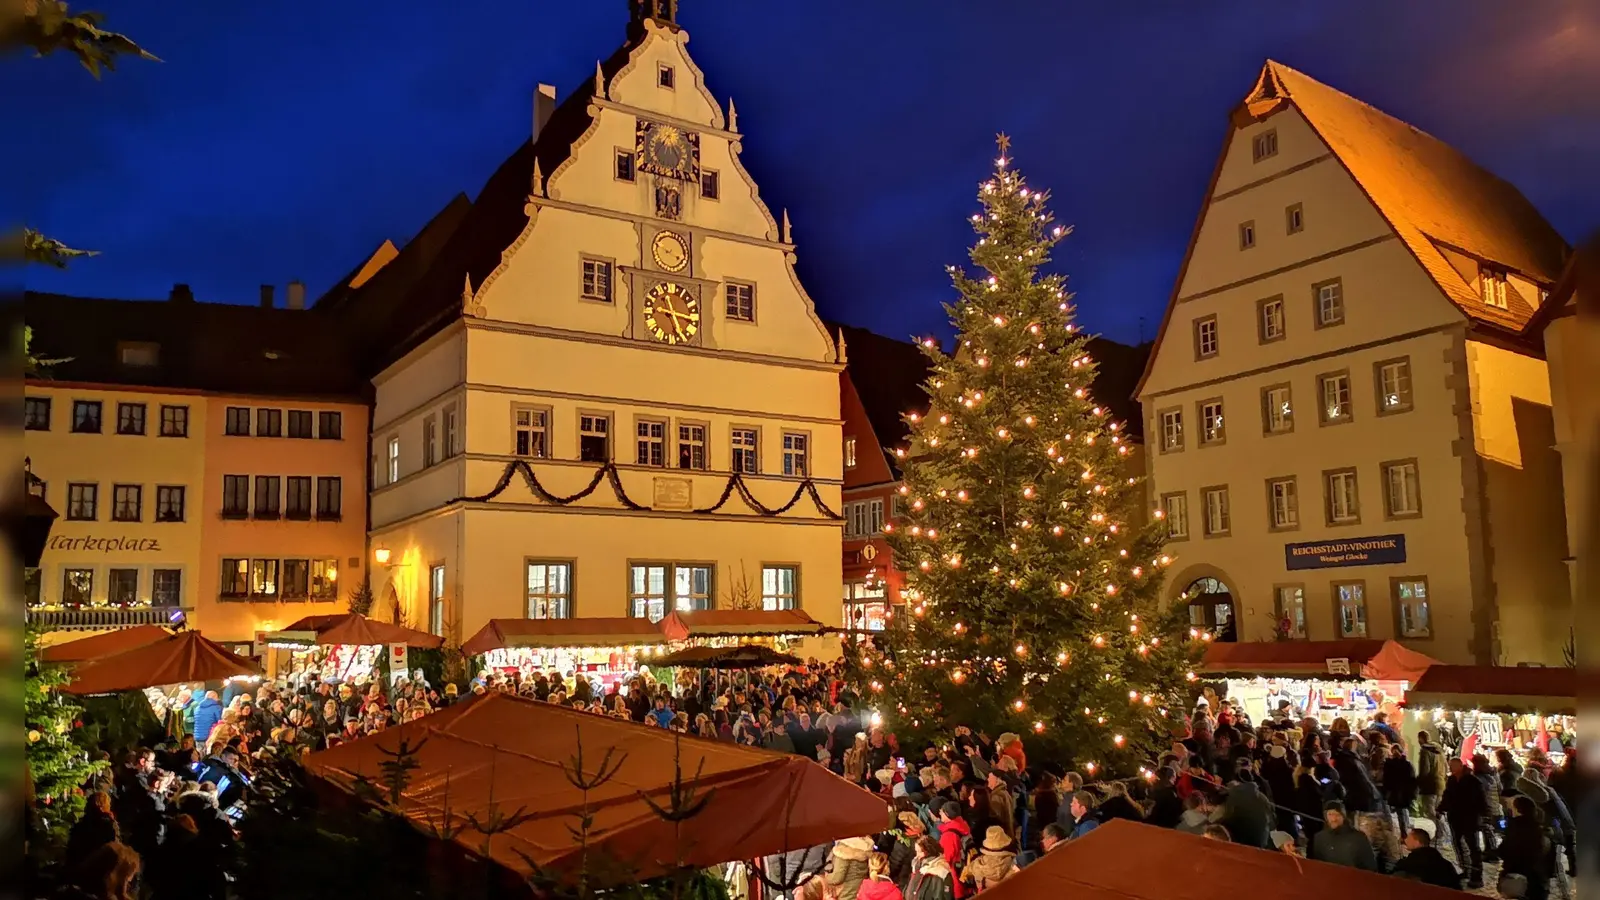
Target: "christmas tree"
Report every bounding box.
[24,625,107,843]
[855,138,1202,772]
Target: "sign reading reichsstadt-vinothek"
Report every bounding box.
[1284,533,1406,570]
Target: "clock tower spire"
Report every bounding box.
[629,0,678,27]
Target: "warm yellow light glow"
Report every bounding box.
[374,547,392,566]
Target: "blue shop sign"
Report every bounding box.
[1284,534,1406,570]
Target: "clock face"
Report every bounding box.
[636,120,699,180]
[642,283,700,345]
[652,231,688,273]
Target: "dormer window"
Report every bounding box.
[118,341,159,367]
[1481,267,1508,309]
[658,64,675,89]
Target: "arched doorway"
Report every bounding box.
[1181,576,1238,642]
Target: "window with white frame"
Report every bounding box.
[580,414,610,462]
[386,436,400,484]
[731,427,759,474]
[1200,400,1225,445]
[423,414,438,467]
[843,582,889,631]
[781,432,808,477]
[429,565,446,637]
[1238,221,1256,250]
[636,419,666,467]
[582,258,613,301]
[1163,493,1188,539]
[1275,586,1307,638]
[761,565,798,610]
[1259,296,1285,342]
[844,499,884,539]
[677,423,707,470]
[1326,469,1359,524]
[1481,268,1508,309]
[1268,477,1298,529]
[1202,487,1230,536]
[1194,316,1219,359]
[1252,129,1278,162]
[1383,460,1421,518]
[1263,385,1293,434]
[1377,359,1412,412]
[725,281,755,321]
[443,404,460,457]
[1159,409,1183,452]
[1315,279,1344,326]
[526,561,572,619]
[843,437,857,469]
[1336,582,1367,637]
[1320,373,1352,423]
[1286,203,1304,235]
[629,563,713,621]
[1394,578,1430,638]
[514,407,548,458]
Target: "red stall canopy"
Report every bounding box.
[306,693,889,881]
[1405,664,1577,715]
[1201,639,1436,682]
[42,625,173,663]
[657,609,823,642]
[461,617,665,656]
[980,820,1468,900]
[64,632,262,695]
[277,613,444,649]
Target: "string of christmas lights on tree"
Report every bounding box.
[848,136,1204,772]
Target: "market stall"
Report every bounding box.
[654,645,802,669]
[264,613,444,686]
[1402,664,1576,764]
[979,819,1468,900]
[62,631,261,696]
[42,624,173,663]
[1200,639,1437,726]
[461,617,666,690]
[656,608,823,647]
[306,692,891,882]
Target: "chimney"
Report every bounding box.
[533,84,557,144]
[259,284,275,308]
[169,284,194,303]
[286,280,306,310]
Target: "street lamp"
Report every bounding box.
[374,546,392,566]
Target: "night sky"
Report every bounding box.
[14,1,1598,346]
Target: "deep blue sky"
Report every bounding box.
[13,1,1598,345]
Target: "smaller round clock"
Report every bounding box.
[652,231,688,273]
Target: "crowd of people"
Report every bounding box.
[46,657,1582,900]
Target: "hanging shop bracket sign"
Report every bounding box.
[1284,534,1406,570]
[1325,657,1352,675]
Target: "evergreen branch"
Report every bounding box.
[10,0,159,76]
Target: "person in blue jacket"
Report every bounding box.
[192,690,224,746]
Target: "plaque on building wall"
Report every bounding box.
[1283,534,1407,570]
[653,477,692,510]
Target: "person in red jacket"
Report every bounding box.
[935,802,972,898]
[857,852,904,900]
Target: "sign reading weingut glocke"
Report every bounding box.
[1284,534,1406,570]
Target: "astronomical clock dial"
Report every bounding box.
[642,283,700,345]
[651,231,689,273]
[635,120,700,180]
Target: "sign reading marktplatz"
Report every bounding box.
[1284,534,1407,570]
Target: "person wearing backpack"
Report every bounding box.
[935,802,972,898]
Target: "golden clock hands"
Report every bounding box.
[658,306,694,321]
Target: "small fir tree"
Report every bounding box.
[24,625,108,842]
[854,138,1202,772]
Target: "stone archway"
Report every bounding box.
[1166,562,1240,642]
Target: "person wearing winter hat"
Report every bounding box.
[1309,801,1378,871]
[962,826,1017,891]
[1269,831,1299,856]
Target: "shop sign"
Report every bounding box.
[389,643,408,684]
[1284,534,1405,570]
[653,477,692,510]
[47,534,163,553]
[1325,658,1352,675]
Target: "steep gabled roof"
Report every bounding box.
[1246,60,1569,331]
[24,292,366,399]
[829,322,933,475]
[348,30,646,374]
[1138,60,1570,398]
